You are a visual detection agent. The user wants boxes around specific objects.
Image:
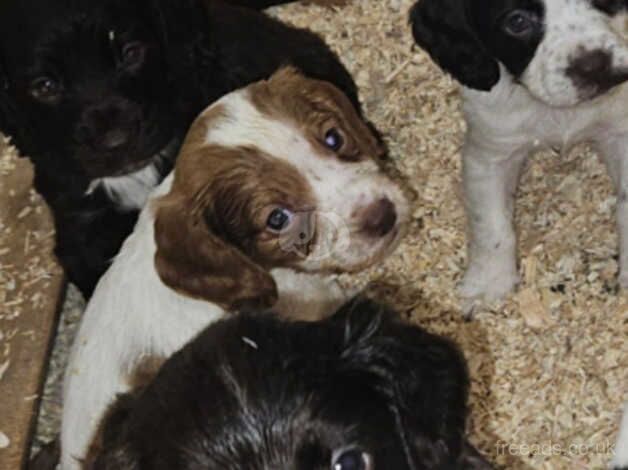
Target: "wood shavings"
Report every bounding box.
[516,288,554,330]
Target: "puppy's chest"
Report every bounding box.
[465,84,628,153]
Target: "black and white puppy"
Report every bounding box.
[0,0,358,297]
[86,297,492,470]
[410,0,628,304]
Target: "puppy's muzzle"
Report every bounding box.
[567,49,628,96]
[76,99,141,152]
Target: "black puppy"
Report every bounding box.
[87,298,492,469]
[0,0,358,296]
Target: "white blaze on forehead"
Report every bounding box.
[520,0,628,106]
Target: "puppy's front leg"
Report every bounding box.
[600,135,628,288]
[459,140,527,306]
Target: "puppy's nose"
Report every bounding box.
[567,48,628,95]
[78,102,137,151]
[570,49,612,77]
[360,198,397,237]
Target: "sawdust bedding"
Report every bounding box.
[0,0,625,468]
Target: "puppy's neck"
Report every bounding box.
[269,268,350,322]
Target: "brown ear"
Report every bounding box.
[154,195,278,311]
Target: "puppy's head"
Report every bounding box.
[87,298,492,470]
[0,0,205,177]
[410,0,628,106]
[154,68,408,310]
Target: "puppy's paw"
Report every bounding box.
[458,262,519,315]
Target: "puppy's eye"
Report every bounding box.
[502,10,539,37]
[324,128,344,151]
[332,448,373,470]
[266,208,293,232]
[29,77,62,104]
[121,41,147,68]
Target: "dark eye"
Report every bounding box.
[121,41,146,68]
[502,10,539,37]
[332,448,373,470]
[29,77,62,104]
[266,208,293,232]
[324,128,344,151]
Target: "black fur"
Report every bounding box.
[409,0,545,91]
[89,298,492,470]
[409,0,500,91]
[0,0,359,297]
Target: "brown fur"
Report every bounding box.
[249,67,385,163]
[154,135,316,309]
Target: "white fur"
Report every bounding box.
[457,2,628,307]
[86,139,178,211]
[612,404,628,469]
[87,162,163,210]
[61,82,406,469]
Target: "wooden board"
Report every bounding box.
[0,139,65,470]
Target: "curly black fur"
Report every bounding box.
[0,0,359,296]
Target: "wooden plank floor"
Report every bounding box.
[0,141,65,470]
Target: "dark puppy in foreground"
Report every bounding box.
[0,0,358,297]
[87,298,491,469]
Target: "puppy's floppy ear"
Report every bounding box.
[154,186,278,312]
[409,0,499,91]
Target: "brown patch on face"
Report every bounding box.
[154,109,317,310]
[249,66,385,163]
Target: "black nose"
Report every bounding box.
[77,101,139,151]
[361,198,397,237]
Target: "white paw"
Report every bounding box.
[458,261,519,314]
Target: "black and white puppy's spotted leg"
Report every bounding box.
[598,136,628,288]
[459,137,527,310]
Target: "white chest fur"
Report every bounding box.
[463,75,628,156]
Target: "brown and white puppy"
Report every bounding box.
[60,67,408,470]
